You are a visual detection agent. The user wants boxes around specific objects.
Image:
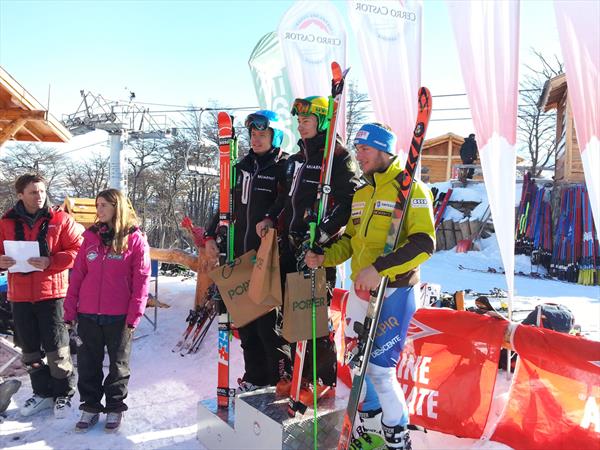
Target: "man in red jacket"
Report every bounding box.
[0,174,82,418]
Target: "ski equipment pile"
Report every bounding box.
[514,173,553,268]
[337,87,432,450]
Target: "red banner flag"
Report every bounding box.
[492,325,600,450]
[399,309,507,438]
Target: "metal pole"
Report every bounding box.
[109,131,127,193]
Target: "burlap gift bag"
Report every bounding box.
[248,228,282,307]
[208,250,273,327]
[281,268,328,343]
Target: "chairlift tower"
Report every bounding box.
[61,90,175,193]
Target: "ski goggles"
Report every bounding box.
[244,113,270,131]
[290,98,328,117]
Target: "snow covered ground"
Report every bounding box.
[1,235,598,449]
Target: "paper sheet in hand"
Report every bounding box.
[3,241,42,273]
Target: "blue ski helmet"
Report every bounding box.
[245,110,284,148]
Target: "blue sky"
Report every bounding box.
[0,0,562,147]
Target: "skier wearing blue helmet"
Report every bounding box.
[244,109,285,149]
[205,109,291,393]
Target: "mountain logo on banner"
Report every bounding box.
[280,14,342,64]
[406,318,442,342]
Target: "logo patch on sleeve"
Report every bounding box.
[411,198,429,208]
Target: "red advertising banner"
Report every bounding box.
[399,309,507,438]
[492,325,600,450]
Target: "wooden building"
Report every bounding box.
[538,73,585,183]
[421,132,484,183]
[0,66,71,148]
[62,197,97,229]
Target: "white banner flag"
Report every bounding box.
[348,0,422,160]
[448,0,520,310]
[248,32,299,154]
[278,0,347,141]
[555,0,600,238]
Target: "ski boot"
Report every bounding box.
[382,422,412,449]
[354,407,383,439]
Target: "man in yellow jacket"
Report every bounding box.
[305,122,435,449]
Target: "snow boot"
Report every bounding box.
[0,379,21,413]
[53,396,72,419]
[20,394,54,417]
[105,411,123,432]
[381,422,412,450]
[75,411,99,432]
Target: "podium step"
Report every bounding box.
[197,387,346,449]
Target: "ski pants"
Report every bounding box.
[76,314,132,413]
[346,285,418,426]
[11,298,75,399]
[280,246,337,386]
[238,309,291,386]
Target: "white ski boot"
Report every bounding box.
[382,422,412,449]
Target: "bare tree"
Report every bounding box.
[0,143,68,204]
[63,152,109,197]
[519,50,564,176]
[345,80,369,149]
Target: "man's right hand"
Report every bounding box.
[304,250,325,269]
[204,239,219,260]
[256,218,273,238]
[0,255,16,269]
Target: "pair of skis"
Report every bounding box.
[216,112,238,408]
[287,62,349,449]
[172,299,217,356]
[337,87,432,449]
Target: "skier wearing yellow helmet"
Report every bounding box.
[256,95,359,405]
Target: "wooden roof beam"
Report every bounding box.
[0,118,27,146]
[0,108,46,121]
[18,124,42,141]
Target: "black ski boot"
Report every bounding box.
[382,422,412,450]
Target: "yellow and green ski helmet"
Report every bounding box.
[291,96,329,132]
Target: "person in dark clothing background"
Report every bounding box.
[205,110,292,393]
[459,133,478,179]
[255,95,359,403]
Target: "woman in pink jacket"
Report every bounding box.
[64,189,150,432]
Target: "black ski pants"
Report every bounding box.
[280,244,337,387]
[76,314,132,413]
[238,309,291,386]
[11,298,75,399]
